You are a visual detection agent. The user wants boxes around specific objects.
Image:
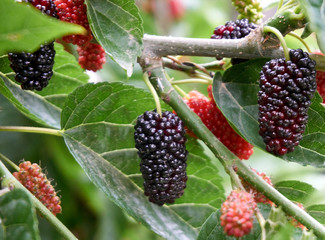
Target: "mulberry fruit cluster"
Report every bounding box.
[313,50,325,103]
[183,87,253,160]
[211,18,256,39]
[77,42,106,72]
[239,168,274,205]
[8,0,56,91]
[54,0,92,46]
[220,190,256,238]
[211,19,256,64]
[258,49,317,155]
[13,161,62,216]
[54,0,106,71]
[134,111,188,206]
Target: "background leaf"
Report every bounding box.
[306,205,325,224]
[0,0,85,55]
[297,0,325,53]
[86,0,143,76]
[274,180,316,204]
[0,43,89,128]
[0,189,40,240]
[212,59,325,168]
[61,82,225,239]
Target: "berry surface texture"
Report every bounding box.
[258,49,317,155]
[220,190,257,238]
[183,87,254,160]
[134,110,188,206]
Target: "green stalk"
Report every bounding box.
[287,32,311,53]
[263,26,290,60]
[172,85,188,98]
[146,64,325,239]
[171,79,212,85]
[0,153,19,171]
[143,72,162,116]
[0,158,77,240]
[276,0,284,12]
[0,126,62,137]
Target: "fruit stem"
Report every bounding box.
[287,32,311,53]
[0,158,77,240]
[173,85,188,98]
[171,79,212,85]
[255,210,266,240]
[276,0,284,12]
[191,72,213,82]
[0,153,19,171]
[143,72,162,116]
[142,61,325,239]
[227,166,245,191]
[263,26,290,61]
[0,126,62,137]
[290,11,305,21]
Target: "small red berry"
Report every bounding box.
[313,50,325,103]
[220,190,256,238]
[13,161,62,216]
[169,0,185,20]
[77,42,106,71]
[183,87,254,160]
[54,0,93,46]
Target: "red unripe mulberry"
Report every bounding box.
[220,190,256,238]
[13,161,62,216]
[77,42,106,71]
[54,0,93,46]
[183,87,254,160]
[313,50,325,103]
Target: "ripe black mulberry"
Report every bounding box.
[211,18,256,40]
[258,49,317,155]
[134,110,188,206]
[8,0,57,91]
[211,18,256,64]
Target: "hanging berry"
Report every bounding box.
[54,0,93,46]
[8,0,57,91]
[13,161,62,216]
[258,49,317,155]
[313,50,325,103]
[183,88,254,160]
[77,42,106,72]
[211,18,256,40]
[220,190,256,238]
[134,110,188,206]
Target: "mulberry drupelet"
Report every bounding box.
[134,110,188,206]
[258,49,317,155]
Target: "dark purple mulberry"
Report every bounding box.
[8,42,55,91]
[134,110,188,206]
[211,19,256,64]
[211,18,256,40]
[258,49,317,155]
[8,0,57,91]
